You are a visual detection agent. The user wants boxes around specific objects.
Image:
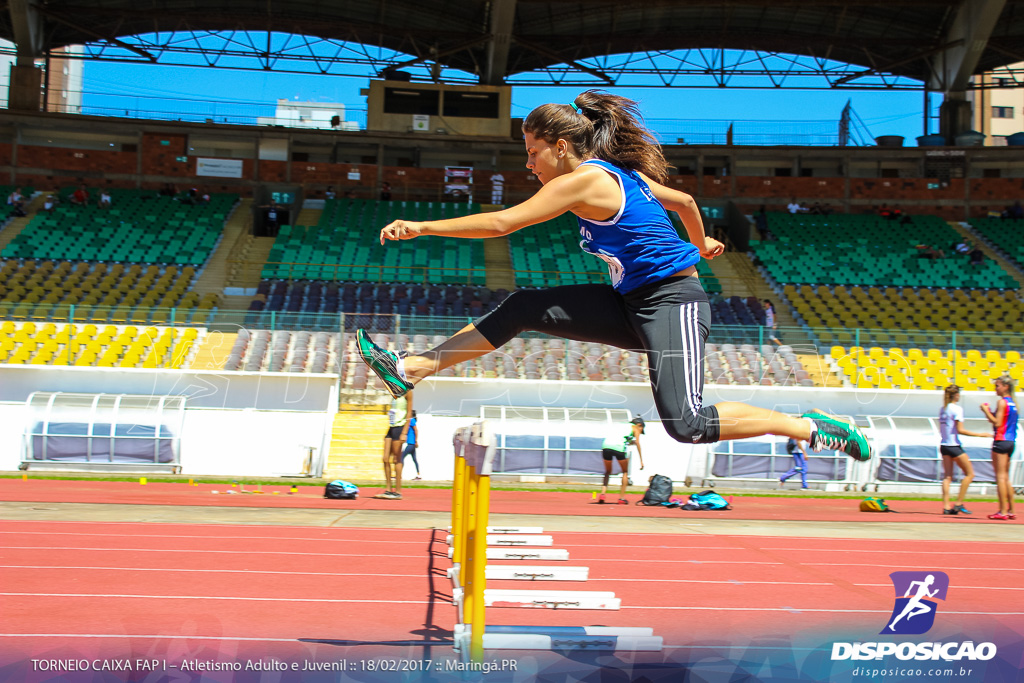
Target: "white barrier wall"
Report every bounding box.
[0,367,1007,483]
[408,377,1004,486]
[0,366,338,475]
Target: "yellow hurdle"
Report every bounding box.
[450,421,495,663]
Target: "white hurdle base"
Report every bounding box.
[448,526,545,534]
[447,547,571,561]
[484,589,620,610]
[453,625,662,652]
[485,565,588,581]
[487,534,553,546]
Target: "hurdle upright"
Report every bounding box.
[450,421,495,662]
[449,421,662,661]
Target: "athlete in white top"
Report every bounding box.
[938,385,988,515]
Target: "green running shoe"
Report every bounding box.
[357,329,413,399]
[802,410,873,462]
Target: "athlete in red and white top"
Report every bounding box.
[981,375,1018,520]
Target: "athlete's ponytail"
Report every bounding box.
[522,90,670,182]
[943,384,960,407]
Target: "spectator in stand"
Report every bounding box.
[69,184,89,206]
[968,246,985,265]
[490,172,505,205]
[915,244,944,260]
[325,185,336,200]
[260,200,282,237]
[42,191,58,213]
[198,188,210,205]
[6,187,26,216]
[159,183,177,198]
[753,205,770,240]
[787,197,806,214]
[380,181,392,201]
[952,238,971,255]
[1008,200,1023,220]
[98,189,112,209]
[762,299,781,345]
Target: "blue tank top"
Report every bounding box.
[575,160,701,294]
[995,397,1018,442]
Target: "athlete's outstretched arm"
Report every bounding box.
[638,173,724,259]
[378,169,612,243]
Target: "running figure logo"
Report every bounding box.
[882,571,949,635]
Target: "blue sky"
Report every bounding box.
[82,60,937,145]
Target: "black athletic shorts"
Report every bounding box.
[602,448,627,461]
[473,276,721,444]
[385,425,404,440]
[992,440,1016,455]
[939,445,966,457]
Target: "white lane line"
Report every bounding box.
[806,563,1024,571]
[0,532,751,551]
[0,546,424,559]
[0,520,431,534]
[2,594,1016,617]
[620,606,1024,615]
[3,566,1016,593]
[761,547,1020,556]
[0,592,439,605]
[0,565,428,579]
[0,547,782,565]
[0,530,431,545]
[854,583,1024,591]
[0,566,825,586]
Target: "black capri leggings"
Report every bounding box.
[474,276,721,444]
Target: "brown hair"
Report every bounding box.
[522,90,670,183]
[943,384,961,407]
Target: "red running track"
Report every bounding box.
[0,478,1011,523]
[2,519,1023,674]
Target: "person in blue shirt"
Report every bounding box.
[357,90,871,462]
[779,437,810,489]
[403,410,421,481]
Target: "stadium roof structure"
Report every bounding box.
[2,0,1023,90]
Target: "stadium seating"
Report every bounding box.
[786,284,1023,343]
[243,281,506,330]
[830,345,1024,391]
[2,189,238,264]
[233,332,809,386]
[752,213,1018,289]
[969,217,1024,271]
[0,261,219,323]
[0,321,201,368]
[262,199,486,284]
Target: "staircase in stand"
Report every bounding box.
[323,405,390,481]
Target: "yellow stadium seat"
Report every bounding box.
[830,346,846,360]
